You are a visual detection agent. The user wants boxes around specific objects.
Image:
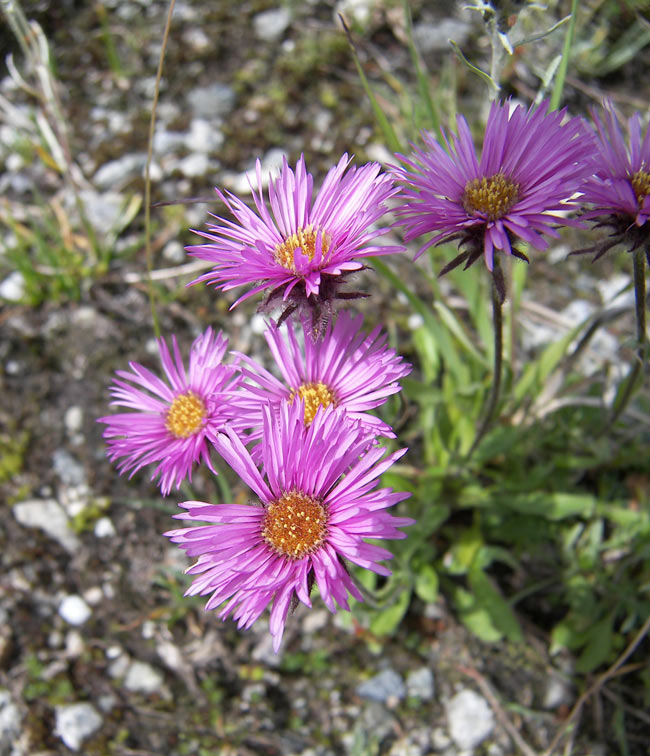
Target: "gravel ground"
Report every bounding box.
[1,1,649,754]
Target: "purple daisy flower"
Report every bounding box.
[393,99,595,296]
[165,401,413,651]
[227,311,411,444]
[187,153,403,328]
[99,328,241,495]
[577,102,650,261]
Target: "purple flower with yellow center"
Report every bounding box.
[99,328,241,495]
[187,153,403,328]
[392,99,594,298]
[165,401,413,651]
[227,311,411,444]
[576,102,650,261]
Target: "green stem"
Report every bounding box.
[609,249,647,425]
[466,267,504,459]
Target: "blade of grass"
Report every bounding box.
[402,0,443,142]
[339,14,402,154]
[549,0,579,111]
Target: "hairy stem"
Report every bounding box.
[466,267,504,459]
[608,248,647,425]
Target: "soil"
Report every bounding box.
[1,1,649,755]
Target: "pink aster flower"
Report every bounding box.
[226,311,411,445]
[187,153,403,329]
[99,328,241,495]
[165,401,413,651]
[576,102,650,262]
[393,99,595,298]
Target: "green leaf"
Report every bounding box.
[468,567,524,643]
[575,615,615,673]
[498,492,596,521]
[414,565,439,603]
[369,585,412,636]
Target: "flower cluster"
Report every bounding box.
[100,155,413,649]
[102,97,648,649]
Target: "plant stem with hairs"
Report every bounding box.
[466,262,504,459]
[608,247,647,426]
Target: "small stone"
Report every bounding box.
[446,689,495,750]
[253,7,291,41]
[93,153,147,189]
[59,595,92,626]
[65,630,85,657]
[64,406,83,434]
[13,499,81,553]
[186,83,236,119]
[0,271,25,302]
[178,153,209,178]
[187,118,224,153]
[302,608,329,633]
[0,689,22,754]
[123,660,164,694]
[162,240,186,263]
[83,587,103,606]
[52,449,86,486]
[54,702,102,751]
[413,18,470,53]
[356,668,406,704]
[406,667,435,700]
[94,517,116,538]
[542,676,572,710]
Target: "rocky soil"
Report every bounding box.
[1,1,649,755]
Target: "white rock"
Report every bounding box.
[13,499,81,553]
[187,118,224,153]
[186,83,236,119]
[413,18,470,52]
[83,586,103,606]
[446,688,495,750]
[64,406,83,434]
[123,660,164,694]
[94,517,116,538]
[356,668,406,704]
[78,189,124,233]
[59,595,92,626]
[596,272,634,307]
[65,630,85,657]
[0,689,22,753]
[52,449,86,486]
[162,240,186,263]
[54,702,102,751]
[335,0,373,28]
[93,153,147,189]
[0,271,25,302]
[253,7,291,40]
[178,153,209,178]
[153,128,187,154]
[406,667,435,700]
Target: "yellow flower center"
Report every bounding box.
[462,172,520,221]
[262,490,327,559]
[165,391,206,438]
[289,381,336,425]
[274,225,331,271]
[630,168,650,206]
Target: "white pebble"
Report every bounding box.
[94,517,116,538]
[54,702,102,751]
[58,595,92,626]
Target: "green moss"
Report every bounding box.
[0,430,28,485]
